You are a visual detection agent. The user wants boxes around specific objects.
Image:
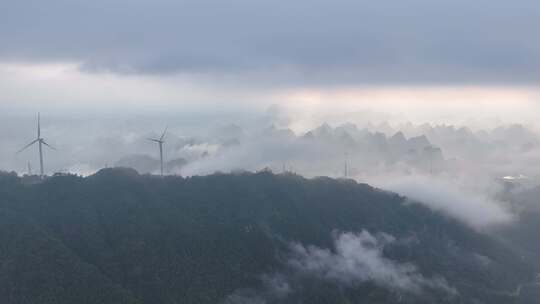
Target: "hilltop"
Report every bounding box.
[0,169,537,303]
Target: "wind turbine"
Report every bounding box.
[344,152,349,178]
[17,113,56,178]
[148,126,167,177]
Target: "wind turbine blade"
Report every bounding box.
[17,139,39,154]
[37,112,41,138]
[147,138,161,143]
[41,140,57,150]
[160,126,168,141]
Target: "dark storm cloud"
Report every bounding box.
[1,0,539,84]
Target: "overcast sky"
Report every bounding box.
[1,0,539,123]
[1,1,536,234]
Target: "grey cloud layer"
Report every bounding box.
[1,0,539,84]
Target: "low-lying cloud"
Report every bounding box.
[224,230,456,303]
[288,230,456,295]
[378,175,514,230]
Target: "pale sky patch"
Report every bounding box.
[2,62,539,130]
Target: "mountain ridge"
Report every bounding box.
[0,169,536,303]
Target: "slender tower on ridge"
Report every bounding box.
[148,126,168,177]
[344,152,348,178]
[17,113,56,178]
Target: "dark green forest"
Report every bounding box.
[0,168,537,303]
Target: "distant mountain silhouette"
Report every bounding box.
[298,123,445,173]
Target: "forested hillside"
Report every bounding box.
[0,169,537,303]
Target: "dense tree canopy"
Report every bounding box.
[0,169,536,303]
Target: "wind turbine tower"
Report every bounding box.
[148,126,168,177]
[17,113,56,178]
[344,152,349,178]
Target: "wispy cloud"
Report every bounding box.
[379,175,514,230]
[224,230,457,303]
[288,230,457,295]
